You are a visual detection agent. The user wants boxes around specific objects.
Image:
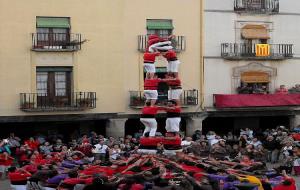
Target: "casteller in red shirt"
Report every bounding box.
[144,52,160,63]
[24,139,39,150]
[142,106,159,116]
[166,78,181,87]
[8,168,31,185]
[144,79,161,90]
[163,50,178,61]
[273,177,296,190]
[0,153,13,166]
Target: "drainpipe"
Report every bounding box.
[200,0,205,110]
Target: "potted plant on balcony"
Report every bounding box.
[21,102,34,109]
[130,95,145,107]
[78,98,92,108]
[186,96,197,105]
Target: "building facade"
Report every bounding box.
[0,0,204,139]
[204,0,300,134]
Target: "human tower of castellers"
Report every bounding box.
[139,35,183,154]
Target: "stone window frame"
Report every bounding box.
[235,21,274,44]
[232,62,277,93]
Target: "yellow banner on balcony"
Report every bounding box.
[256,44,270,57]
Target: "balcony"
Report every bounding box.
[32,33,82,51]
[214,94,300,108]
[20,92,96,112]
[129,90,198,108]
[138,35,186,53]
[221,43,293,60]
[234,0,279,14]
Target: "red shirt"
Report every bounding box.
[142,106,159,115]
[163,50,177,61]
[23,164,38,173]
[15,149,28,162]
[180,164,202,173]
[147,35,162,47]
[166,79,181,87]
[273,177,296,190]
[146,35,169,51]
[63,177,93,185]
[165,106,181,113]
[143,52,160,63]
[292,133,300,141]
[144,79,160,90]
[80,166,115,176]
[8,171,31,182]
[0,154,13,166]
[25,140,39,150]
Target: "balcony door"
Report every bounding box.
[36,17,70,48]
[36,28,70,47]
[36,68,72,107]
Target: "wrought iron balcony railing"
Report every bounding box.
[129,90,198,108]
[138,35,186,53]
[221,43,293,60]
[20,92,96,111]
[32,33,82,51]
[234,0,279,14]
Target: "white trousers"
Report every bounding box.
[140,118,157,137]
[148,41,173,52]
[10,185,27,190]
[167,60,181,72]
[144,90,158,100]
[168,89,183,100]
[166,117,181,132]
[144,63,156,73]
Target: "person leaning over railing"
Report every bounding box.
[275,85,288,94]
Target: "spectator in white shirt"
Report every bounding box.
[249,137,262,148]
[92,140,108,162]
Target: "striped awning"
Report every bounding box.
[147,20,174,30]
[37,17,70,28]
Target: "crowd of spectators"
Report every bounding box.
[237,83,300,95]
[0,126,299,190]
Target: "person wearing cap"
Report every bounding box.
[161,101,181,133]
[140,101,160,137]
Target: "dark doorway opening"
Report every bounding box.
[259,116,290,130]
[0,120,107,143]
[202,117,235,135]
